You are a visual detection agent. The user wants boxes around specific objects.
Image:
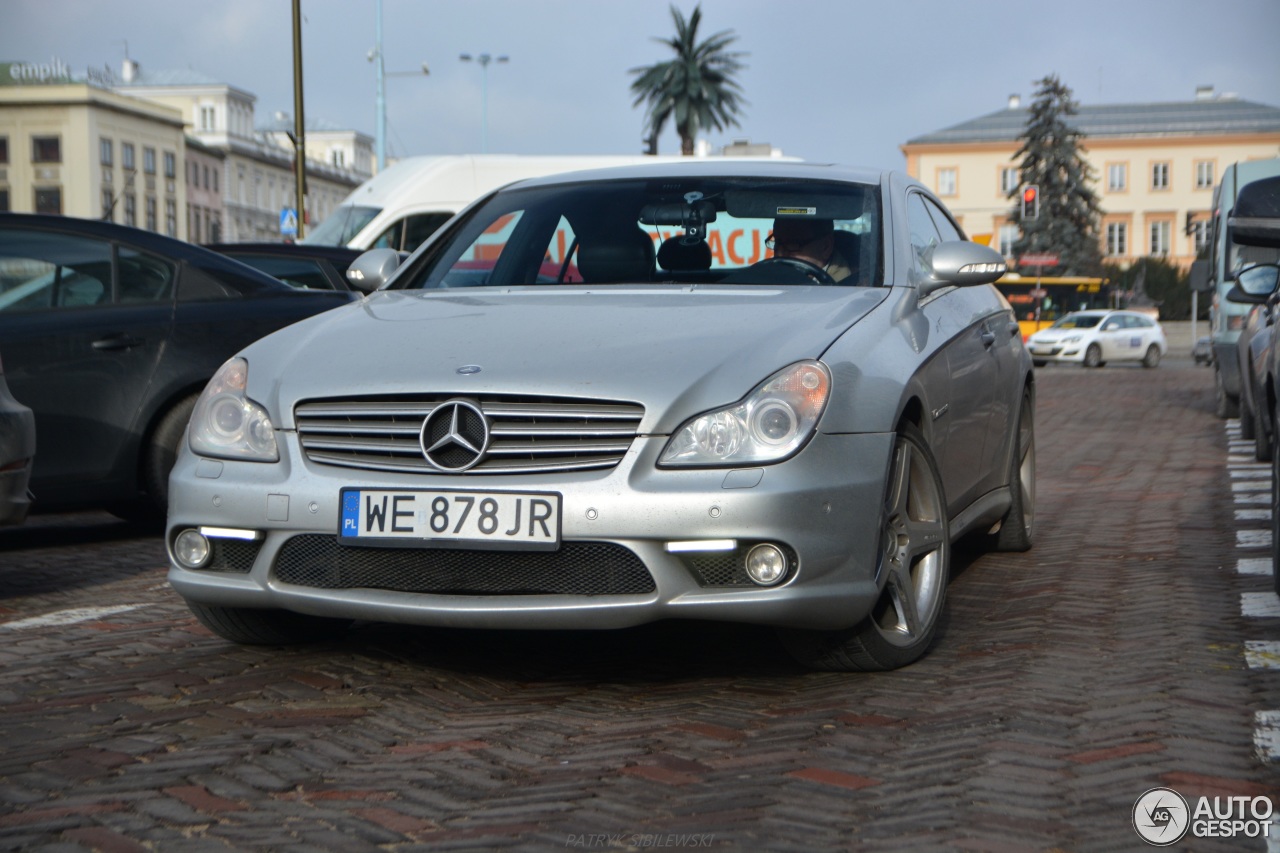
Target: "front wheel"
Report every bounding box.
[779,423,949,671]
[1142,344,1161,368]
[186,601,352,645]
[1083,344,1103,368]
[143,394,200,516]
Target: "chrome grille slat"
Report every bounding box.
[296,394,643,476]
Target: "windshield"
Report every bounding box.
[394,176,881,289]
[1051,314,1103,330]
[303,205,380,247]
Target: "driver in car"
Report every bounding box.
[768,218,854,282]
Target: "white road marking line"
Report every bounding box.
[1231,468,1271,478]
[1242,593,1280,618]
[1245,641,1280,669]
[1256,710,1280,763]
[0,605,143,631]
[1236,509,1272,521]
[1239,558,1273,576]
[1238,530,1272,548]
[1235,493,1271,505]
[1233,480,1271,492]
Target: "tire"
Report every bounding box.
[1241,392,1257,441]
[143,394,200,517]
[1142,345,1161,369]
[780,423,949,671]
[1257,394,1273,463]
[1215,366,1240,419]
[1032,360,1047,368]
[1083,344,1103,368]
[990,386,1035,552]
[186,601,351,645]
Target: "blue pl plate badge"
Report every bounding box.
[341,490,360,536]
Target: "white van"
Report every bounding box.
[304,154,703,253]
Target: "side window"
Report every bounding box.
[401,212,455,253]
[236,256,333,290]
[178,263,241,301]
[906,193,943,276]
[436,211,527,287]
[117,247,175,303]
[371,219,405,251]
[923,198,964,243]
[0,228,111,313]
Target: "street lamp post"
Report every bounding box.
[459,52,508,154]
[370,0,428,173]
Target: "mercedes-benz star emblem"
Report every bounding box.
[420,399,490,472]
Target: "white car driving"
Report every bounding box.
[1027,310,1167,368]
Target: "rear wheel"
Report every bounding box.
[1216,366,1240,418]
[186,601,351,645]
[1083,344,1103,368]
[780,423,949,671]
[1142,344,1161,368]
[990,387,1035,552]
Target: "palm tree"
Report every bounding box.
[629,4,748,155]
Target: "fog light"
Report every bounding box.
[745,543,788,586]
[174,528,211,569]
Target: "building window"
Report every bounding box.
[1000,167,1018,195]
[122,142,135,171]
[101,187,114,221]
[1191,218,1210,253]
[34,187,62,214]
[331,149,346,168]
[1151,162,1169,191]
[163,152,176,179]
[1106,222,1127,256]
[0,137,8,164]
[202,165,210,189]
[1107,163,1127,192]
[165,198,177,237]
[998,224,1019,258]
[937,168,957,197]
[1149,221,1170,255]
[212,169,219,193]
[143,147,156,175]
[32,136,61,164]
[0,189,8,212]
[193,207,202,243]
[99,137,113,167]
[124,194,136,227]
[199,105,215,132]
[1196,160,1215,189]
[146,197,157,231]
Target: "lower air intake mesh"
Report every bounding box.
[273,535,655,596]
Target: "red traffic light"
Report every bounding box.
[1021,185,1039,219]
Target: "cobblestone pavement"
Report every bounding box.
[1,358,1277,852]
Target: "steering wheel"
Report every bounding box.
[748,257,836,285]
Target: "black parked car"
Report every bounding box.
[203,242,366,291]
[0,214,357,522]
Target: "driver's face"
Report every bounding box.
[771,223,833,267]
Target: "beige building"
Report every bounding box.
[901,89,1280,270]
[0,70,187,236]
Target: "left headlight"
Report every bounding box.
[659,361,830,468]
[188,357,279,462]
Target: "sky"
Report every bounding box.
[3,0,1279,170]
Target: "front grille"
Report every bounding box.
[683,544,799,587]
[273,535,656,595]
[295,394,644,475]
[196,539,261,574]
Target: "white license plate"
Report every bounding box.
[340,488,561,549]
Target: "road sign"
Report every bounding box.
[1020,253,1059,267]
[280,208,299,237]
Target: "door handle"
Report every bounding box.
[92,334,144,351]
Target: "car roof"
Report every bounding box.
[204,242,365,262]
[504,160,892,191]
[0,213,290,289]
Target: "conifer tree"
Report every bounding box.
[1009,75,1104,277]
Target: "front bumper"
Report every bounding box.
[167,430,895,632]
[1026,341,1085,363]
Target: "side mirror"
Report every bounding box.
[921,240,1008,296]
[1227,264,1280,305]
[345,248,401,293]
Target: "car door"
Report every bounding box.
[0,227,173,501]
[1096,315,1130,360]
[906,192,998,510]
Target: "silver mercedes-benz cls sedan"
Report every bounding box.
[166,161,1035,671]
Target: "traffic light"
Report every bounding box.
[1021,185,1040,219]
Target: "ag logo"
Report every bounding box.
[1132,787,1190,846]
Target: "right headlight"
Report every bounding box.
[659,361,830,467]
[188,358,279,462]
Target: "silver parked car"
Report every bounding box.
[167,162,1035,671]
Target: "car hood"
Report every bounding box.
[244,285,890,434]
